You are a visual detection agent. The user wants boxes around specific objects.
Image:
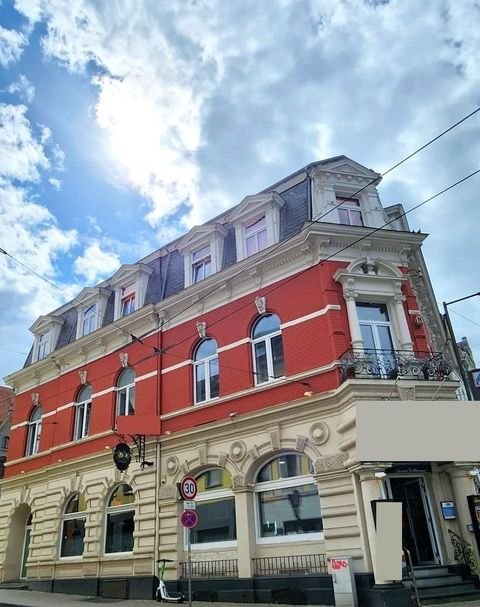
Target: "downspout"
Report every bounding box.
[154,249,171,581]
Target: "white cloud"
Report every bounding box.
[48,176,61,190]
[0,103,78,380]
[7,0,480,369]
[6,74,35,102]
[0,25,27,66]
[0,104,49,182]
[73,241,120,284]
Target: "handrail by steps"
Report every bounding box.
[403,547,422,607]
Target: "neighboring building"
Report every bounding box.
[0,386,13,479]
[1,157,479,606]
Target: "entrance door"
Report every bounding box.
[20,514,32,579]
[386,477,440,566]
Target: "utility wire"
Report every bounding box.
[3,105,478,363]
[2,165,479,417]
[156,168,480,356]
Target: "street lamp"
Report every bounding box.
[442,292,480,401]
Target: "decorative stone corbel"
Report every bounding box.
[79,370,87,385]
[196,321,207,339]
[119,353,129,368]
[255,296,266,315]
[31,392,40,406]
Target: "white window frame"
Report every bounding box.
[252,315,285,386]
[244,214,268,257]
[193,339,219,404]
[336,196,364,226]
[356,302,395,351]
[186,472,237,551]
[104,485,135,555]
[81,304,97,337]
[74,387,92,441]
[254,455,323,545]
[116,369,135,417]
[333,257,414,352]
[59,493,87,559]
[74,287,111,340]
[109,264,153,321]
[25,407,42,456]
[120,283,136,317]
[192,244,212,284]
[37,332,50,361]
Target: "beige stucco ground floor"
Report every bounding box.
[1,381,479,606]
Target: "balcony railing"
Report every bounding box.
[253,554,328,576]
[179,559,238,578]
[340,348,451,382]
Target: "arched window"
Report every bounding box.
[193,339,219,404]
[105,484,135,553]
[60,493,87,557]
[190,469,236,547]
[116,368,135,417]
[20,513,33,579]
[74,385,92,440]
[255,453,322,542]
[25,407,42,456]
[252,314,284,384]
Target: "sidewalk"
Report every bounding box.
[0,588,479,607]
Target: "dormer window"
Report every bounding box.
[245,214,268,256]
[229,191,284,262]
[74,287,111,340]
[336,197,364,226]
[30,315,64,363]
[108,264,153,321]
[120,283,136,317]
[192,245,212,283]
[178,223,227,288]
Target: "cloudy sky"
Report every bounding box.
[0,0,479,384]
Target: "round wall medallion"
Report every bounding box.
[310,422,329,445]
[230,440,246,462]
[166,456,179,475]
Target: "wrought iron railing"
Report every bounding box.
[179,559,238,578]
[448,529,480,579]
[253,554,328,576]
[340,348,451,382]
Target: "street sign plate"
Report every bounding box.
[180,476,197,500]
[183,500,196,510]
[181,509,199,528]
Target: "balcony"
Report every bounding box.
[340,348,451,382]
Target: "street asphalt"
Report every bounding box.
[0,588,479,607]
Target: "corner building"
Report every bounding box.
[1,157,479,606]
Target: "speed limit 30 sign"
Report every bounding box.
[180,476,197,500]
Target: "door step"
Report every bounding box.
[404,564,480,605]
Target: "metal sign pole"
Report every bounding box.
[188,526,192,607]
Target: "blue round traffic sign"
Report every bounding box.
[181,509,199,528]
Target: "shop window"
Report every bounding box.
[190,469,236,548]
[255,453,322,542]
[193,338,219,404]
[105,484,135,553]
[252,314,284,384]
[60,493,87,557]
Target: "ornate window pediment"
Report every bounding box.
[74,287,111,339]
[108,263,153,321]
[228,191,284,262]
[29,315,65,362]
[177,223,227,287]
